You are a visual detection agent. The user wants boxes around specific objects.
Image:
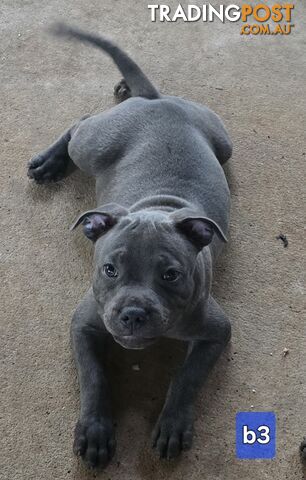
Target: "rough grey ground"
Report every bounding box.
[1,1,305,479]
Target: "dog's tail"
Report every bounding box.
[51,23,160,100]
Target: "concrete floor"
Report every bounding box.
[1,1,305,479]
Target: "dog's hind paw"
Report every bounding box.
[27,151,69,184]
[114,79,131,103]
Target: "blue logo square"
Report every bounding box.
[236,412,276,459]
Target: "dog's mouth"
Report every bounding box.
[113,335,156,350]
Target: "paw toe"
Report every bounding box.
[28,154,45,170]
[167,435,181,459]
[181,429,193,450]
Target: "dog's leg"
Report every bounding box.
[71,289,115,469]
[152,296,231,459]
[27,116,89,184]
[114,78,132,103]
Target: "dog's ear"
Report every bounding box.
[70,203,128,242]
[171,209,227,250]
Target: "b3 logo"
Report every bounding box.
[236,412,276,459]
[243,424,270,444]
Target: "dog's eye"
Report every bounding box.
[162,268,181,282]
[103,263,118,278]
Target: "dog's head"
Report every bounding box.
[72,203,227,349]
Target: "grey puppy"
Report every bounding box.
[28,24,233,468]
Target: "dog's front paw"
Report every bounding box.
[300,438,306,459]
[151,407,194,459]
[73,416,116,469]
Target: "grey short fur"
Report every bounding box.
[28,23,233,469]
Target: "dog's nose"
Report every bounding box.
[119,307,147,331]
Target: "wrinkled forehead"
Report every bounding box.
[96,212,192,264]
